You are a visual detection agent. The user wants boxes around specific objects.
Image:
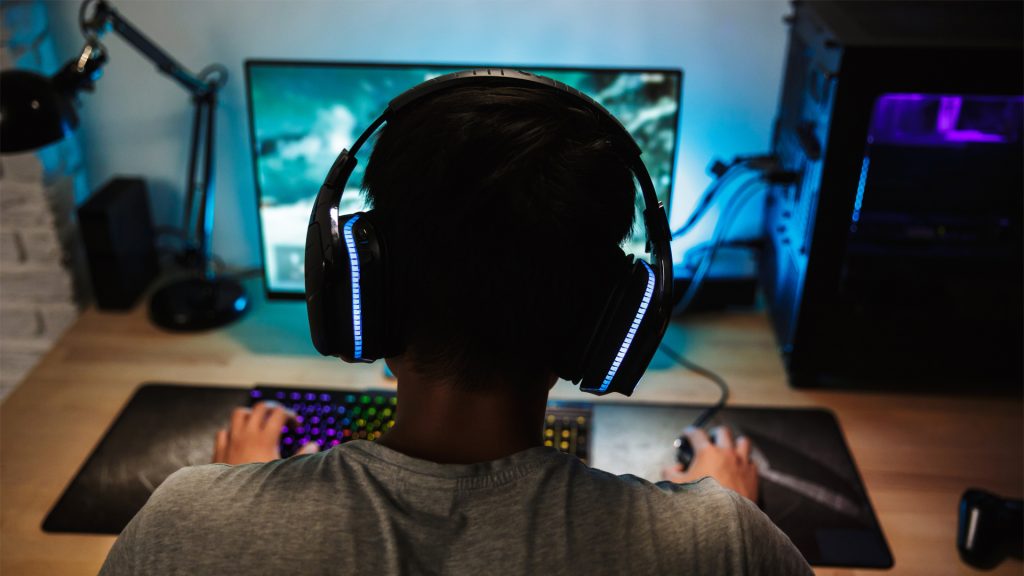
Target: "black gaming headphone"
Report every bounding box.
[305,69,673,396]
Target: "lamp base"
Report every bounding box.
[149,276,248,331]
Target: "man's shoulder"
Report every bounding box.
[568,460,737,510]
[554,460,747,531]
[161,462,231,488]
[536,462,810,573]
[158,459,277,493]
[152,452,331,509]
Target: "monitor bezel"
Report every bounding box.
[244,59,685,301]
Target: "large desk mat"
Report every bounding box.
[44,383,892,568]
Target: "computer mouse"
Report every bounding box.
[958,488,1023,569]
[674,428,719,471]
[674,427,766,511]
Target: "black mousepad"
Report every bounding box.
[42,383,249,534]
[588,403,893,569]
[44,384,892,569]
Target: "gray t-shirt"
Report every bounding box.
[101,440,811,575]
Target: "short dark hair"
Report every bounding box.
[364,85,636,390]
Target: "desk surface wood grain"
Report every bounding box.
[1,299,1020,575]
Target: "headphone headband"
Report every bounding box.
[388,69,641,155]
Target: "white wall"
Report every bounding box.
[46,0,790,269]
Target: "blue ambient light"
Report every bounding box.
[342,215,363,359]
[596,261,656,392]
[851,156,870,224]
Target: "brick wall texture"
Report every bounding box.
[1,1,87,401]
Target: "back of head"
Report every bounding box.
[364,85,636,391]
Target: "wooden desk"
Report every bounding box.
[2,298,1021,575]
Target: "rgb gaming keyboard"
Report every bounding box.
[249,385,591,462]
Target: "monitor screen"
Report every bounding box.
[246,61,683,298]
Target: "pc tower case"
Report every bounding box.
[762,1,1023,389]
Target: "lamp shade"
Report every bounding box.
[0,69,78,153]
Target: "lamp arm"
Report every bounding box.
[69,0,227,278]
[82,0,216,96]
[79,0,228,276]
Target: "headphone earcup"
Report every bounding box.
[306,206,399,362]
[336,211,394,362]
[578,258,661,396]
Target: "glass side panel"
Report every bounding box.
[868,94,1023,147]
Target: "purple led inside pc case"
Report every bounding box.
[850,94,1024,227]
[868,94,1024,146]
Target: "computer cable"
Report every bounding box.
[668,178,764,452]
[660,341,731,469]
[671,160,753,240]
[679,238,764,274]
[658,341,729,428]
[666,158,795,463]
[675,177,767,314]
[671,154,781,241]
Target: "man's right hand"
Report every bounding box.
[213,401,319,465]
[662,426,759,502]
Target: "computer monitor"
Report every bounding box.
[245,61,683,298]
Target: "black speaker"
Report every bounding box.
[78,177,158,310]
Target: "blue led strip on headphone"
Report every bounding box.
[342,215,363,359]
[597,261,656,392]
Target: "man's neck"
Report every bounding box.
[377,369,551,464]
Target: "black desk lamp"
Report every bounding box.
[0,0,248,331]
